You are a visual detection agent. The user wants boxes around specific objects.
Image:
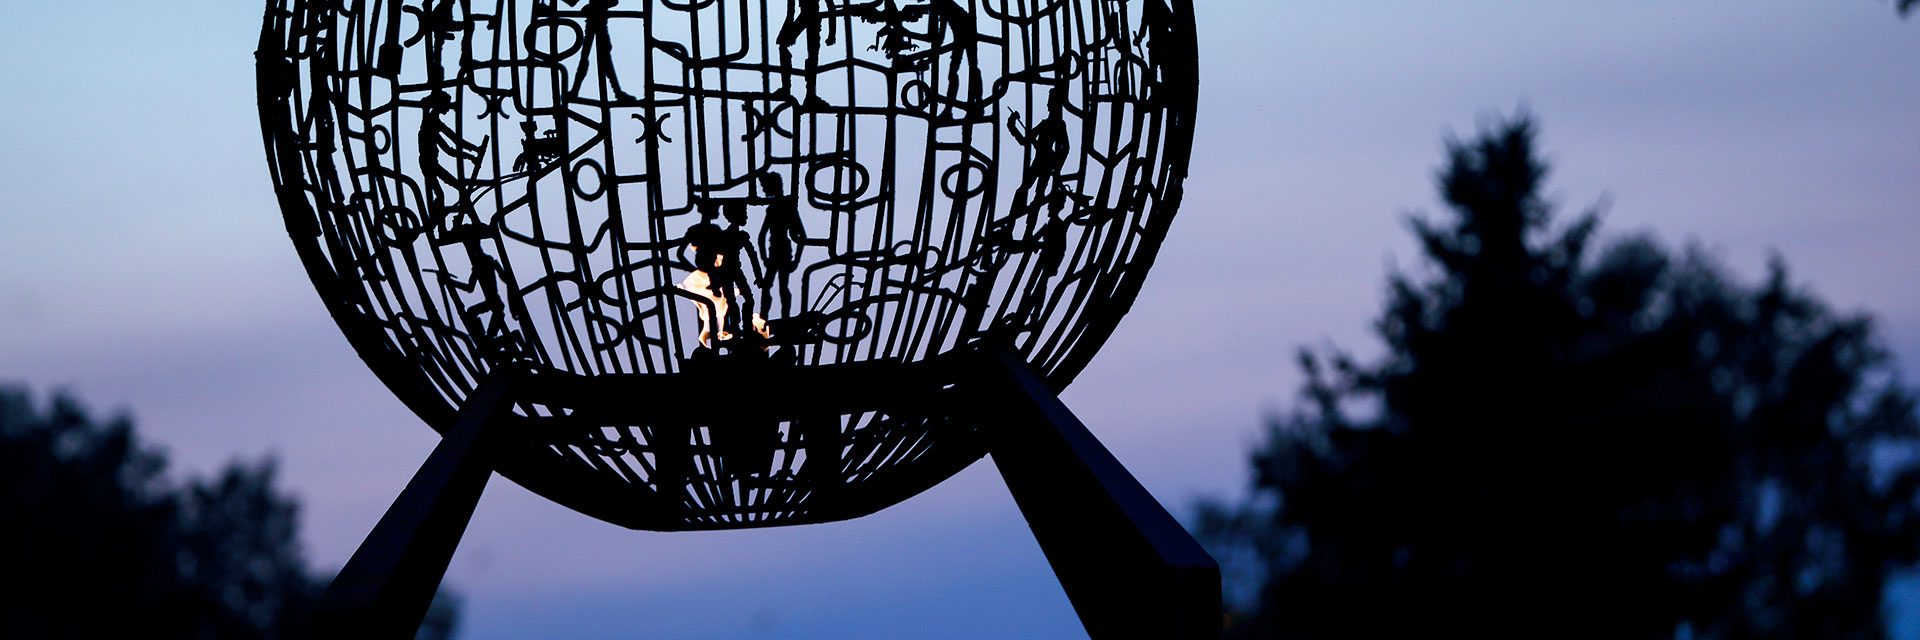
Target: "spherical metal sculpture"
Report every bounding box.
[258,0,1195,532]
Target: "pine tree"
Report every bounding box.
[1199,114,1920,639]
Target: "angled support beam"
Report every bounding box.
[314,372,517,637]
[974,349,1222,640]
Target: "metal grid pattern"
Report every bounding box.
[258,0,1195,529]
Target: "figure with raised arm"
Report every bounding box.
[1010,92,1070,219]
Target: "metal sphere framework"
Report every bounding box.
[259,0,1196,531]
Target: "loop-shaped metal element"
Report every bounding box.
[257,0,1199,531]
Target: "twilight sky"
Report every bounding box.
[2,2,1917,638]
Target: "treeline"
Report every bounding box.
[1198,114,1920,639]
[0,388,459,639]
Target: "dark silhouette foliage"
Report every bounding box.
[0,387,315,637]
[0,386,459,638]
[1198,114,1920,639]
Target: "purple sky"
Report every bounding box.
[2,1,1917,637]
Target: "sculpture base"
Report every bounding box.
[313,349,1220,638]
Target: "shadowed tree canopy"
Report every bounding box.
[1198,115,1920,639]
[0,386,463,639]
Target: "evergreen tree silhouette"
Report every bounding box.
[1198,113,1920,640]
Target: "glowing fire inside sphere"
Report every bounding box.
[258,0,1196,530]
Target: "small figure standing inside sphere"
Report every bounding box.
[418,90,487,218]
[262,0,1202,539]
[757,174,819,318]
[1007,90,1075,312]
[716,203,763,334]
[775,0,841,110]
[1010,92,1070,219]
[776,0,840,53]
[1036,213,1068,278]
[450,248,526,363]
[565,0,637,102]
[682,202,765,346]
[925,0,984,104]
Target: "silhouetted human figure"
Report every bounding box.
[566,0,635,102]
[925,0,975,49]
[683,203,729,337]
[454,245,524,361]
[419,91,487,227]
[777,0,838,51]
[980,192,1068,277]
[717,203,763,332]
[1017,211,1072,325]
[756,174,815,317]
[776,0,838,105]
[1137,0,1178,110]
[925,0,983,102]
[1011,94,1069,218]
[685,202,761,338]
[1036,213,1068,277]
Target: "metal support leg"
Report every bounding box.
[975,349,1222,640]
[314,373,517,637]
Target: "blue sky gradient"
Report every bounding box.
[2,1,1917,637]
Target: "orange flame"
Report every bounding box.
[678,254,768,347]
